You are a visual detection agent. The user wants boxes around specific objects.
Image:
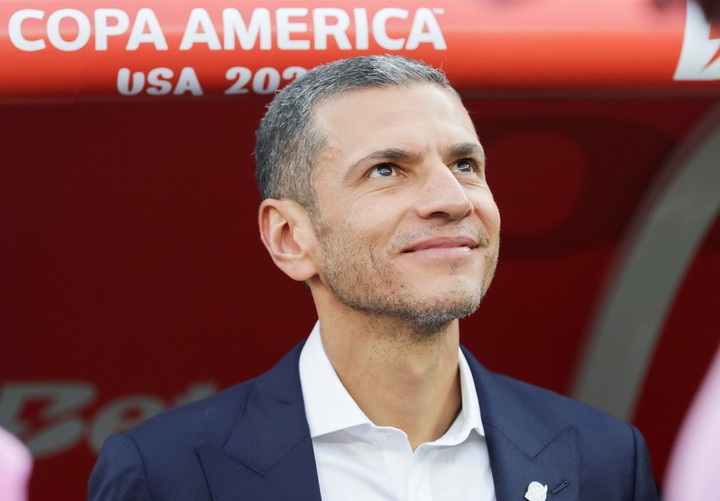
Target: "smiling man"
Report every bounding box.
[89,56,658,501]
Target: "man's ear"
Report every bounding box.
[258,198,319,282]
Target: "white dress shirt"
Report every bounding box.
[299,322,496,501]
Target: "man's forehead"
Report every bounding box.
[313,84,474,137]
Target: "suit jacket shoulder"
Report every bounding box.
[462,348,658,501]
[88,343,322,501]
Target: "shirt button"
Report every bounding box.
[372,432,387,442]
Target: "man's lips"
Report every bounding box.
[401,236,480,253]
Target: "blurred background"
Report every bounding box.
[1,0,719,498]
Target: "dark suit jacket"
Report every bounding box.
[89,343,658,500]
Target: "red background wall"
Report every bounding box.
[1,94,719,498]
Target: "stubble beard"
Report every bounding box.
[315,220,495,342]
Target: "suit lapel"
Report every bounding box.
[197,344,322,501]
[484,423,579,501]
[194,343,580,501]
[463,348,580,501]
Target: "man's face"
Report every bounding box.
[307,83,500,332]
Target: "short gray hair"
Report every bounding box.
[254,55,460,211]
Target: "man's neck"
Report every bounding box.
[317,307,462,451]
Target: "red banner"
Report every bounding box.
[1,0,719,99]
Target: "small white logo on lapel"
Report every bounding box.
[524,481,548,501]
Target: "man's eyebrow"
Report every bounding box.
[344,148,421,181]
[343,144,485,182]
[446,143,486,165]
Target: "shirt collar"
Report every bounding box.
[299,321,485,441]
[438,341,486,445]
[299,322,370,438]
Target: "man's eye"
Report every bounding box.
[450,159,478,173]
[368,164,398,178]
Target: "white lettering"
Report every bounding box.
[0,383,96,457]
[225,66,253,95]
[94,9,130,51]
[0,381,217,457]
[127,8,167,51]
[7,7,445,53]
[373,8,408,50]
[117,67,203,96]
[146,67,174,95]
[8,9,46,51]
[181,8,221,50]
[353,8,369,50]
[406,8,446,50]
[173,67,203,95]
[117,68,145,95]
[222,8,271,50]
[253,67,281,94]
[47,9,91,52]
[277,8,310,50]
[313,8,351,50]
[282,66,307,81]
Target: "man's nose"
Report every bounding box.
[414,164,474,220]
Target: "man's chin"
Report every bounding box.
[387,294,483,336]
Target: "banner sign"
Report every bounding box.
[1,0,719,99]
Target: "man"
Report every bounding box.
[89,55,658,500]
